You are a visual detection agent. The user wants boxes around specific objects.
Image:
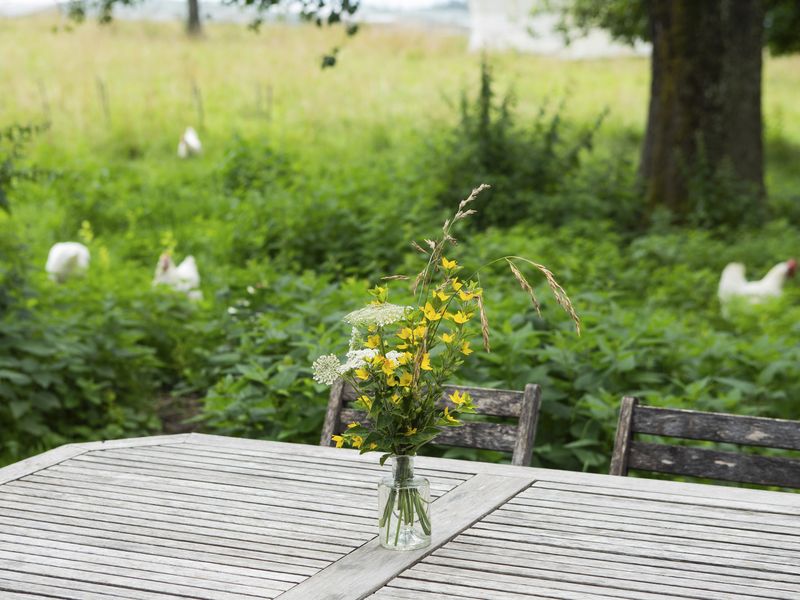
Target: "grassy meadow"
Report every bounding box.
[2,15,800,475]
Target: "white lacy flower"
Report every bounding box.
[385,350,402,365]
[312,354,342,385]
[343,303,409,328]
[340,348,379,374]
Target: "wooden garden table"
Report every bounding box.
[0,433,798,600]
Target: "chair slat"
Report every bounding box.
[628,441,800,488]
[342,384,523,417]
[338,408,518,453]
[632,406,800,451]
[326,382,541,465]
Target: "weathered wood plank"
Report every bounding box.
[338,408,519,452]
[87,446,469,487]
[632,406,800,450]
[137,443,473,484]
[508,486,800,532]
[0,444,89,486]
[6,478,379,535]
[465,523,799,570]
[438,540,800,588]
[0,488,375,543]
[0,500,356,555]
[397,564,685,600]
[424,550,797,598]
[0,537,306,585]
[482,509,800,554]
[0,548,294,594]
[409,560,774,600]
[511,383,541,466]
[0,517,339,567]
[0,556,278,600]
[0,572,173,600]
[0,532,317,578]
[628,441,800,488]
[527,477,800,510]
[277,473,535,600]
[320,378,346,446]
[456,532,800,580]
[610,396,637,476]
[341,383,527,417]
[0,525,329,571]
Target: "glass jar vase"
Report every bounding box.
[377,455,431,551]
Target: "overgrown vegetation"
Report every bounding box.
[1,18,799,473]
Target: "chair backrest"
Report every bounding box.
[320,381,542,466]
[610,396,800,488]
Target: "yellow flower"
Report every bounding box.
[460,341,473,355]
[399,372,413,387]
[366,335,381,349]
[371,355,385,367]
[398,352,413,365]
[396,343,409,350]
[423,302,442,321]
[386,375,398,387]
[355,368,370,380]
[433,289,450,302]
[441,332,456,344]
[421,353,433,371]
[404,426,418,436]
[449,389,469,407]
[443,406,458,423]
[413,324,427,339]
[332,435,345,448]
[382,360,397,376]
[397,327,413,340]
[442,257,457,270]
[458,290,475,302]
[453,311,470,324]
[391,393,401,404]
[351,435,364,449]
[369,442,378,450]
[347,422,359,429]
[451,278,463,291]
[358,395,373,410]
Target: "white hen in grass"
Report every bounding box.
[177,127,202,158]
[718,259,797,307]
[153,253,202,300]
[45,242,90,283]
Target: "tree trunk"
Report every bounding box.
[187,0,202,36]
[640,0,764,222]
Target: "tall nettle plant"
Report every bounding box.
[313,184,579,550]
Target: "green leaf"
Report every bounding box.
[0,370,32,386]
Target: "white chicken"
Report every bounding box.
[718,259,797,307]
[45,242,90,283]
[153,253,202,300]
[177,127,202,158]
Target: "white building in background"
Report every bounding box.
[0,0,650,59]
[467,0,650,58]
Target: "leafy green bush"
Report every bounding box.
[198,269,367,443]
[0,234,203,464]
[436,58,609,229]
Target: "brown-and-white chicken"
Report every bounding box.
[718,259,797,306]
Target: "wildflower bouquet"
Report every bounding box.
[312,184,579,549]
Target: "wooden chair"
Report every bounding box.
[610,396,800,488]
[320,381,542,466]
